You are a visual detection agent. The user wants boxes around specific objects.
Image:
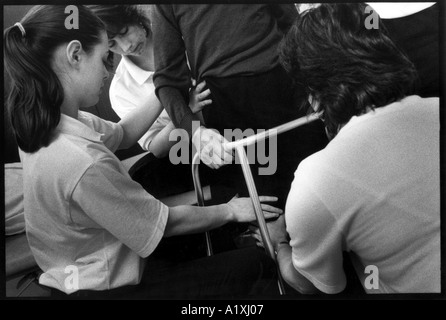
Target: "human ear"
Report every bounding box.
[65,40,84,68]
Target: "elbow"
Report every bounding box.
[284,277,320,294]
[148,143,170,159]
[151,148,169,159]
[293,284,320,295]
[280,263,321,294]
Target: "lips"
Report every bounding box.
[130,43,142,55]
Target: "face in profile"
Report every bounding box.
[78,31,110,108]
[107,24,149,56]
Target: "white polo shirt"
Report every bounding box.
[285,96,440,294]
[19,111,168,294]
[5,162,25,236]
[110,55,170,151]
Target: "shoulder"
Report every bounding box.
[78,111,123,152]
[78,111,120,134]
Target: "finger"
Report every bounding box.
[198,88,211,99]
[258,196,279,203]
[254,242,264,249]
[251,234,264,248]
[209,139,226,160]
[263,211,281,219]
[191,78,197,87]
[212,144,233,166]
[220,138,234,164]
[211,152,226,168]
[196,80,206,92]
[202,143,224,169]
[251,234,261,241]
[248,224,258,232]
[202,159,218,170]
[200,149,219,169]
[222,149,234,165]
[260,204,283,214]
[198,99,212,108]
[251,233,262,242]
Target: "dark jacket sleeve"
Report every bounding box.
[269,4,298,34]
[152,5,201,137]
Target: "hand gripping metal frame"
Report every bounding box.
[191,113,319,295]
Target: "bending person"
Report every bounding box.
[89,5,210,157]
[89,5,213,200]
[253,3,440,294]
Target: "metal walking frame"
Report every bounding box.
[191,113,319,295]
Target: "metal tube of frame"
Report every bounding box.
[191,114,319,291]
[235,145,286,295]
[192,152,213,257]
[225,113,319,149]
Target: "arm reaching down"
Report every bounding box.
[164,196,283,237]
[251,215,320,294]
[149,80,212,158]
[117,91,163,150]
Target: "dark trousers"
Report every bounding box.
[129,153,195,199]
[129,149,221,199]
[202,65,328,209]
[50,247,279,299]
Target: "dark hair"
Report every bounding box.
[280,3,418,137]
[88,5,151,38]
[4,5,105,153]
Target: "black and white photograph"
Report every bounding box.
[2,1,444,306]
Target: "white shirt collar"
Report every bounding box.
[121,55,153,86]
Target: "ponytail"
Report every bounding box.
[4,25,63,153]
[3,5,105,153]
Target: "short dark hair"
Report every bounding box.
[88,5,152,38]
[280,3,418,137]
[3,5,105,153]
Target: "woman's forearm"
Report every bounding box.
[118,92,163,150]
[148,121,176,158]
[164,204,233,237]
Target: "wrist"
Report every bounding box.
[224,203,235,223]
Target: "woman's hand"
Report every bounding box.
[189,79,212,114]
[192,126,233,169]
[250,214,288,249]
[227,195,283,223]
